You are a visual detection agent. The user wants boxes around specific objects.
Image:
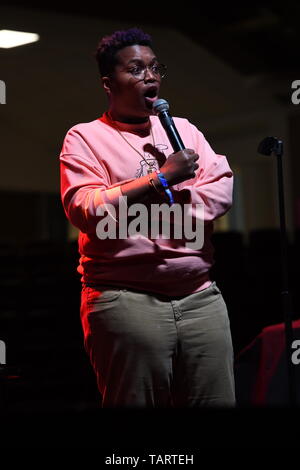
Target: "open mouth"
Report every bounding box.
[144,87,158,107]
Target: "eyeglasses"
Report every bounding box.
[126,63,167,80]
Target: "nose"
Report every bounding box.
[144,66,157,81]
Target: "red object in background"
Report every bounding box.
[235,319,300,406]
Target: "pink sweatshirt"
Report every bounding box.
[59,113,233,296]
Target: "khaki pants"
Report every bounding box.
[80,281,235,408]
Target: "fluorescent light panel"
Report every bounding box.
[0,29,40,48]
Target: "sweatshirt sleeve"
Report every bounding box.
[59,127,133,234]
[180,122,234,222]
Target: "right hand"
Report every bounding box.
[159,149,199,186]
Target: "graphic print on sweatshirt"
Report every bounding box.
[134,143,168,178]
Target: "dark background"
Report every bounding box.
[1,1,300,448]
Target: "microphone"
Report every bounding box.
[257,136,283,157]
[152,99,185,152]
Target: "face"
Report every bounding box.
[102,45,162,122]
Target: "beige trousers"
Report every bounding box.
[80,281,236,408]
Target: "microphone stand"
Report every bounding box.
[258,137,296,406]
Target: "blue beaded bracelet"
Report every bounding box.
[156,171,174,205]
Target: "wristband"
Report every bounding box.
[155,171,174,205]
[148,174,161,195]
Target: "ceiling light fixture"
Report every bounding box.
[0,29,40,49]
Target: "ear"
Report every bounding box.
[102,76,112,95]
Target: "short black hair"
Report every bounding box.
[95,27,153,77]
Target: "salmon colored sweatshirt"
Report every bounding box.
[59,112,233,296]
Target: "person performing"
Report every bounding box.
[59,28,235,407]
